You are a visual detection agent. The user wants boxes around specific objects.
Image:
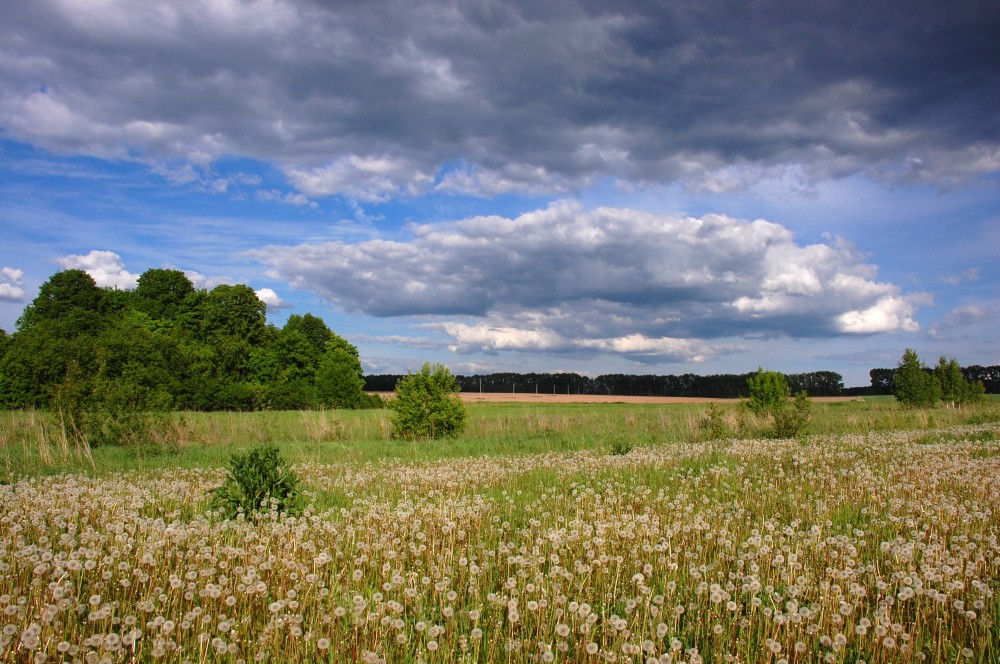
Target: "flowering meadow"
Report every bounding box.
[1,420,998,663]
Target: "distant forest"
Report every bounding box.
[366,365,1000,399]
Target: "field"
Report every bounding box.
[1,398,999,663]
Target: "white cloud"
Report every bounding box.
[256,189,316,207]
[55,250,139,289]
[435,163,572,197]
[253,202,921,361]
[836,296,920,334]
[0,267,26,302]
[284,156,434,202]
[255,287,290,310]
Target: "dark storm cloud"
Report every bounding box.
[2,0,997,196]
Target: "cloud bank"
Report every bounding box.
[253,202,920,362]
[2,0,996,198]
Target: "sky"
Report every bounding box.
[1,0,997,388]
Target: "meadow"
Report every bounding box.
[1,398,999,663]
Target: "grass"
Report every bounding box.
[3,399,999,480]
[1,399,999,661]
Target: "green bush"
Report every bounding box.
[391,363,467,439]
[607,434,634,456]
[745,368,789,417]
[700,403,729,440]
[210,444,301,520]
[770,390,812,438]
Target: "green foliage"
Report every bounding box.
[607,434,634,456]
[315,344,366,408]
[743,369,812,438]
[391,363,468,439]
[18,269,105,336]
[934,356,986,407]
[745,368,789,417]
[199,284,267,345]
[0,266,378,412]
[894,349,940,408]
[210,444,301,520]
[699,403,729,440]
[134,268,195,320]
[770,390,812,438]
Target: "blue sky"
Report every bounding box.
[1,0,997,387]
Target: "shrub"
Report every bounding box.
[607,434,634,456]
[745,368,789,417]
[210,444,301,520]
[391,363,467,439]
[699,403,729,440]
[770,390,812,438]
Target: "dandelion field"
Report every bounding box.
[1,402,999,663]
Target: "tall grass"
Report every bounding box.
[2,399,999,479]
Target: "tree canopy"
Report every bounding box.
[0,268,374,412]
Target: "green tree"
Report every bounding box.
[134,268,195,321]
[745,368,789,417]
[934,356,986,407]
[894,349,939,408]
[391,363,467,439]
[199,284,267,345]
[17,269,105,337]
[316,343,365,409]
[283,314,334,364]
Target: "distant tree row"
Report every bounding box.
[0,268,376,412]
[368,360,998,400]
[365,370,847,398]
[864,363,1000,396]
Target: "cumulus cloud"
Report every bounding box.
[0,267,26,302]
[1,0,995,197]
[252,201,920,362]
[255,288,290,310]
[55,250,139,290]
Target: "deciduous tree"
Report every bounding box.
[894,349,939,408]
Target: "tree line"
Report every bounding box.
[864,364,1000,396]
[0,268,376,413]
[365,370,848,398]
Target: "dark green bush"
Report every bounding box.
[210,444,301,520]
[390,363,467,439]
